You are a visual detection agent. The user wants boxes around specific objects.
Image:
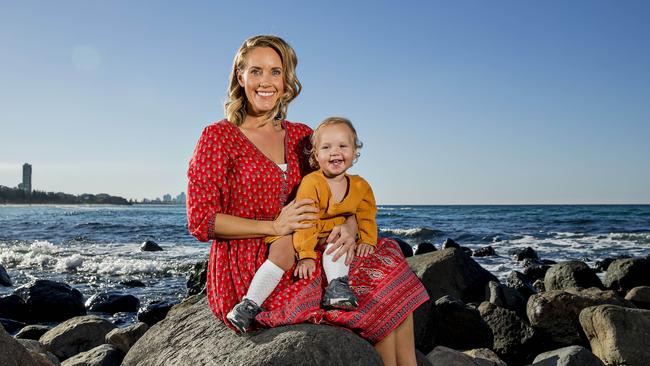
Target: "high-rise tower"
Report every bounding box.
[22,163,32,194]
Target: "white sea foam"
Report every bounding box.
[55,254,84,272]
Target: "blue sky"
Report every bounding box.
[1,1,649,204]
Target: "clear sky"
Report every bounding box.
[1,1,649,204]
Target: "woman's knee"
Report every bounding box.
[268,236,295,271]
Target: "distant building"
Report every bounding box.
[22,163,32,194]
[175,192,186,204]
[163,194,172,203]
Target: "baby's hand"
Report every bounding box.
[356,243,376,257]
[294,258,316,279]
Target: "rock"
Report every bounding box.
[473,246,495,257]
[85,291,139,313]
[524,263,551,282]
[17,339,61,366]
[1,317,27,334]
[544,261,603,291]
[416,349,434,366]
[39,315,116,361]
[463,348,507,366]
[119,280,145,288]
[533,279,546,292]
[105,322,149,354]
[478,302,537,365]
[526,288,633,347]
[426,346,476,366]
[394,237,414,257]
[415,242,437,255]
[122,296,382,366]
[505,271,537,299]
[140,240,162,252]
[625,286,650,309]
[137,300,178,326]
[531,345,604,366]
[60,344,124,366]
[15,325,52,340]
[186,260,208,296]
[441,238,460,249]
[13,280,86,323]
[603,258,650,292]
[595,256,630,273]
[511,247,539,262]
[408,248,498,353]
[0,294,28,321]
[580,305,650,366]
[1,264,12,286]
[0,325,40,366]
[430,296,493,352]
[485,281,526,318]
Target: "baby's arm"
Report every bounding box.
[292,174,323,261]
[355,180,378,249]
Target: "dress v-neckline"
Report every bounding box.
[231,120,289,172]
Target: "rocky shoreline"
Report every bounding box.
[2,241,650,365]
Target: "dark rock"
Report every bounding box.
[40,315,116,361]
[505,271,537,299]
[426,346,476,365]
[105,322,149,354]
[532,345,604,366]
[624,286,650,309]
[595,256,630,273]
[61,344,124,366]
[485,281,527,318]
[544,261,603,291]
[122,297,383,366]
[461,247,473,256]
[17,338,61,366]
[408,248,498,353]
[523,258,544,267]
[85,291,140,313]
[0,325,40,366]
[0,264,12,286]
[14,325,51,340]
[186,260,208,296]
[140,240,162,252]
[414,242,436,255]
[416,349,433,366]
[137,300,178,326]
[527,288,633,347]
[13,279,85,323]
[119,280,145,288]
[511,247,539,262]
[478,302,537,365]
[603,258,650,292]
[0,318,27,334]
[393,237,414,257]
[463,348,507,366]
[473,246,496,257]
[0,294,28,322]
[580,304,650,366]
[441,238,460,249]
[431,296,493,352]
[523,264,551,282]
[533,279,546,293]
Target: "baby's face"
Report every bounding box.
[314,124,356,178]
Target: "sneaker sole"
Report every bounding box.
[226,313,248,333]
[324,299,359,310]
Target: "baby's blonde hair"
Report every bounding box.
[309,117,363,169]
[224,35,302,126]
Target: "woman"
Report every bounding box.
[187,35,428,366]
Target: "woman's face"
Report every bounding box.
[315,124,357,178]
[237,47,284,118]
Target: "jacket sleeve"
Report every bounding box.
[292,175,321,260]
[186,125,230,242]
[356,181,378,246]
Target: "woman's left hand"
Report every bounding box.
[325,218,358,266]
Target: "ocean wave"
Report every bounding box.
[379,227,442,238]
[609,232,650,244]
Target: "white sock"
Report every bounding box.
[244,260,284,307]
[322,243,350,283]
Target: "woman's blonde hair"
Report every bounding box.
[309,117,363,169]
[225,35,302,126]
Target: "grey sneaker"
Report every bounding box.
[323,276,358,310]
[226,298,262,333]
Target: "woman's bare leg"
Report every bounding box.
[267,235,295,271]
[395,314,417,366]
[375,330,397,366]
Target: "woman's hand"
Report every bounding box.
[272,199,318,236]
[294,258,316,279]
[325,217,359,266]
[356,243,376,258]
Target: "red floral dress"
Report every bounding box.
[187,119,428,343]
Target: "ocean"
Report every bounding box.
[1,204,649,316]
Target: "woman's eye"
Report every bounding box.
[250,69,261,76]
[272,69,281,76]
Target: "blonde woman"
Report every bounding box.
[187,35,428,366]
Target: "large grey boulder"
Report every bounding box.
[426,346,477,366]
[15,324,52,340]
[17,339,61,366]
[85,291,139,313]
[544,261,603,291]
[485,281,527,318]
[579,305,650,366]
[526,288,632,346]
[122,297,382,366]
[603,258,650,292]
[478,302,536,365]
[408,248,498,352]
[0,293,28,321]
[427,296,492,353]
[105,322,149,353]
[13,280,86,323]
[60,344,124,366]
[463,348,507,366]
[625,286,650,309]
[186,259,208,296]
[531,345,604,366]
[39,315,116,361]
[0,325,40,366]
